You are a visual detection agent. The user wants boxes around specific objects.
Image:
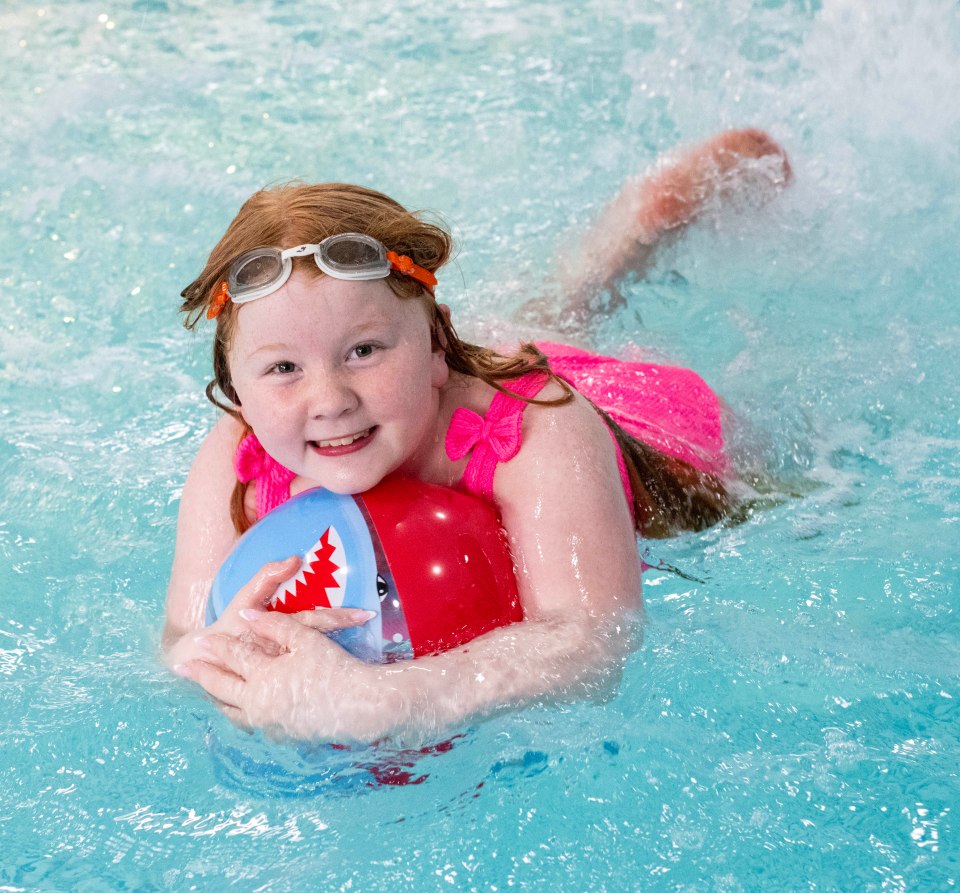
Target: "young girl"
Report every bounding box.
[165,129,790,743]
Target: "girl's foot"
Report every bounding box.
[531,128,791,330]
[634,127,791,238]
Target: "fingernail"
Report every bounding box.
[193,634,211,652]
[239,608,264,621]
[172,663,193,679]
[349,609,377,622]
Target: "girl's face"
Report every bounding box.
[227,269,449,494]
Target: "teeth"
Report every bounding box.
[315,428,370,448]
[270,525,347,610]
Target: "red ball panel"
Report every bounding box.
[360,477,522,657]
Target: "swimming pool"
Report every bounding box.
[1,0,958,888]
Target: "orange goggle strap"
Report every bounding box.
[206,252,437,318]
[387,251,438,290]
[206,280,230,319]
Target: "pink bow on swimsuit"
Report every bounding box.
[445,407,524,462]
[234,432,297,518]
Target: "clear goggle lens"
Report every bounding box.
[323,236,384,271]
[227,233,400,304]
[231,251,286,294]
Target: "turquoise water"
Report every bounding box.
[2,0,958,889]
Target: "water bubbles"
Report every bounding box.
[902,802,947,852]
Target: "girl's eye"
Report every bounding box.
[271,361,297,374]
[350,343,378,360]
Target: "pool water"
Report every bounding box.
[2,0,958,889]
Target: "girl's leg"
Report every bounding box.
[529,128,791,328]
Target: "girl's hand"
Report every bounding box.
[209,555,375,640]
[168,557,378,717]
[173,610,391,742]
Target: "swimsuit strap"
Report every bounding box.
[444,371,550,500]
[234,431,297,519]
[445,368,634,509]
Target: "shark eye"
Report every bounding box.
[377,574,389,600]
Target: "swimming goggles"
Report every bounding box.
[208,233,437,318]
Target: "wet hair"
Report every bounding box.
[180,182,731,536]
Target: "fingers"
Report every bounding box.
[235,608,337,654]
[216,556,302,629]
[174,657,244,710]
[181,630,265,679]
[286,607,377,633]
[242,555,302,609]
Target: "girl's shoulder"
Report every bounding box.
[183,413,247,493]
[517,382,617,456]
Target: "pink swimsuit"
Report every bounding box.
[234,342,728,519]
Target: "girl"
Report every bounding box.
[165,129,791,743]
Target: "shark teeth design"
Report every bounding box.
[270,525,346,612]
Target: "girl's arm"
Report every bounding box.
[164,413,245,649]
[176,389,643,743]
[164,415,371,670]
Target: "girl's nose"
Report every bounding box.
[308,369,359,419]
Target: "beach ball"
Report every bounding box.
[207,476,522,662]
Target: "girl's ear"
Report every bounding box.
[225,382,242,409]
[431,346,450,388]
[431,302,453,353]
[431,303,451,388]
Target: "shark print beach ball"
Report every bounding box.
[207,476,522,662]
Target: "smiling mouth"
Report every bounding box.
[309,427,375,451]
